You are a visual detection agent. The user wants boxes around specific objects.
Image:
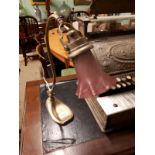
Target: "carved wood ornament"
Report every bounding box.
[91,35,135,75]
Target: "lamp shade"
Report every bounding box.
[65,28,117,99]
[73,51,116,98]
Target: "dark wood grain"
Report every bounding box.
[20,75,77,155]
[20,83,43,155]
[20,75,134,155]
[90,0,135,14]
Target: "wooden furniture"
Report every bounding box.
[68,10,89,22]
[76,0,135,37]
[89,0,135,15]
[20,75,135,155]
[48,28,135,72]
[48,28,74,68]
[19,16,39,66]
[38,20,47,43]
[36,42,67,77]
[77,15,135,37]
[36,44,52,78]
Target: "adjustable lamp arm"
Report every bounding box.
[45,14,57,93]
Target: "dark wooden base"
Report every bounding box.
[20,75,134,155]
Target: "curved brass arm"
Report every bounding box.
[44,13,74,125]
[45,14,57,92]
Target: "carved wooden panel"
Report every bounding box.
[91,35,135,75]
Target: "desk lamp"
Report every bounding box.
[44,12,116,124]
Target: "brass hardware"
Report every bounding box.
[46,90,73,124]
[126,75,132,80]
[116,84,121,89]
[126,81,132,86]
[67,31,94,58]
[111,86,116,90]
[44,12,74,124]
[116,77,121,82]
[121,82,127,87]
[57,18,94,59]
[121,77,127,81]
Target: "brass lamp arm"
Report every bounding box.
[45,14,57,92]
[45,12,74,91]
[44,13,74,125]
[40,64,51,91]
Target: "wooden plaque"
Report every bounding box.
[30,0,48,5]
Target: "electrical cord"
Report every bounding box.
[43,138,76,153]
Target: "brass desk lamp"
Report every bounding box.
[44,12,116,124]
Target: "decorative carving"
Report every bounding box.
[110,43,135,62]
[91,35,135,75]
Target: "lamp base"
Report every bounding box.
[45,96,74,125]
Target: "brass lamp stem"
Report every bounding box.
[44,13,74,125]
[45,14,57,92]
[45,12,70,92]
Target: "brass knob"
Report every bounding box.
[121,82,127,87]
[126,81,132,86]
[116,84,121,89]
[126,75,132,80]
[111,86,116,90]
[116,77,121,82]
[121,77,127,81]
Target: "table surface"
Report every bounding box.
[20,75,135,155]
[48,28,74,68]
